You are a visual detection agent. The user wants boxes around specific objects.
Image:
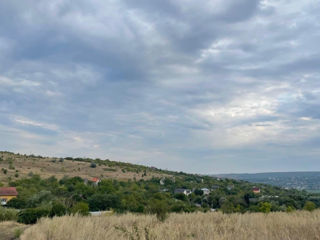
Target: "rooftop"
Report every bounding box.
[0,187,18,196]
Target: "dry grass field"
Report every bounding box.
[21,211,320,240]
[0,221,28,240]
[0,152,168,185]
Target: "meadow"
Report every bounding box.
[20,210,320,240]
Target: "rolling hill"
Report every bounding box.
[0,151,172,185]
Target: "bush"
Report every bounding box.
[303,201,316,211]
[258,202,272,213]
[18,207,50,224]
[88,194,120,211]
[90,162,97,168]
[0,206,18,221]
[148,200,168,222]
[50,201,67,217]
[71,202,89,216]
[6,198,27,209]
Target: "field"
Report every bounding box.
[20,211,320,240]
[0,221,28,240]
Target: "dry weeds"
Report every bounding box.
[21,210,320,240]
[0,221,28,240]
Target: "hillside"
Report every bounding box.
[215,172,320,191]
[1,151,320,220]
[0,151,172,185]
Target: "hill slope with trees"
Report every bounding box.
[1,151,320,225]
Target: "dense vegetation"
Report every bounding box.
[1,152,320,224]
[1,173,319,223]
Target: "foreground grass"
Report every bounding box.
[0,221,28,240]
[21,211,320,240]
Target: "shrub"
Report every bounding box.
[6,198,27,209]
[0,206,18,221]
[259,202,272,213]
[90,162,97,168]
[71,202,89,216]
[148,200,168,222]
[304,201,316,211]
[9,163,15,170]
[50,201,67,217]
[18,207,50,224]
[89,194,120,211]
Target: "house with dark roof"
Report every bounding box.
[0,187,18,205]
[174,188,192,195]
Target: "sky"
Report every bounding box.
[0,0,320,174]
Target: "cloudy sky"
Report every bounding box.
[0,0,320,174]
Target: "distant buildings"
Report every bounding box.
[174,188,192,195]
[0,187,18,205]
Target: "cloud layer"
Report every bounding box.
[1,0,320,173]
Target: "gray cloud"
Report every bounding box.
[0,0,320,173]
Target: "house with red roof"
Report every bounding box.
[0,187,18,205]
[252,187,261,194]
[90,177,101,186]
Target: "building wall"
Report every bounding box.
[0,195,17,202]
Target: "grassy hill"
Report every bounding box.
[0,151,173,185]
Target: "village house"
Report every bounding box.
[0,187,18,206]
[85,177,101,186]
[201,188,210,195]
[90,177,101,186]
[174,188,192,196]
[252,187,261,194]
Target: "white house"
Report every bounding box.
[201,188,210,195]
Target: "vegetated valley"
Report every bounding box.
[1,151,320,240]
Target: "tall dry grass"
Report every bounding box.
[21,211,320,240]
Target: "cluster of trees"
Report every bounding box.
[1,173,319,224]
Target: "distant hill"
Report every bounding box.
[215,172,320,191]
[0,151,173,185]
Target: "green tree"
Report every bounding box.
[71,202,89,216]
[303,201,316,211]
[258,202,272,213]
[50,201,67,217]
[148,199,168,222]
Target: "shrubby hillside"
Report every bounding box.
[1,151,320,223]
